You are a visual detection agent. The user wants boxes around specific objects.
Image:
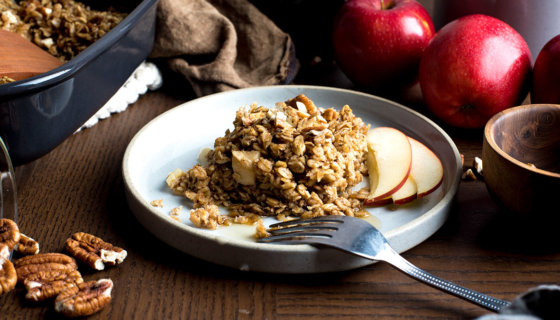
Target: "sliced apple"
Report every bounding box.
[366,195,393,207]
[391,175,418,205]
[364,127,412,205]
[408,137,444,198]
[232,150,260,185]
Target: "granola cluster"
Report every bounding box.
[0,0,126,62]
[0,76,16,85]
[166,94,371,232]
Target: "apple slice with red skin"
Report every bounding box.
[363,132,444,206]
[391,175,417,205]
[364,127,412,205]
[366,195,393,207]
[408,137,444,198]
[389,137,444,205]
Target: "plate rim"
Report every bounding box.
[122,84,463,271]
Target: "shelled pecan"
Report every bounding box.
[15,233,40,256]
[23,269,83,301]
[0,245,16,295]
[0,243,9,261]
[0,218,21,250]
[65,232,127,270]
[54,279,113,317]
[14,253,77,283]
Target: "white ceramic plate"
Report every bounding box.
[123,85,462,273]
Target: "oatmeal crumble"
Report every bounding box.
[255,220,270,239]
[0,76,15,84]
[150,199,163,208]
[189,205,231,230]
[169,206,182,222]
[167,94,371,235]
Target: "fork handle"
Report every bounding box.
[377,246,511,312]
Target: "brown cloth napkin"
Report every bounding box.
[150,0,298,97]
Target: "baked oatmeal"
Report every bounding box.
[0,0,127,62]
[166,94,371,235]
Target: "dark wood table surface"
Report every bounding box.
[1,62,559,320]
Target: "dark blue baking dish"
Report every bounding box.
[0,0,158,165]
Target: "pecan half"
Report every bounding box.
[14,253,77,283]
[55,279,113,317]
[24,269,83,301]
[65,233,127,270]
[15,233,40,256]
[0,218,21,250]
[0,243,9,261]
[0,254,17,295]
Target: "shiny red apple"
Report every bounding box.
[332,0,435,94]
[419,14,532,128]
[532,34,560,104]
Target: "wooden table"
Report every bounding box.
[1,63,559,319]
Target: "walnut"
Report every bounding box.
[14,253,77,283]
[23,269,83,301]
[0,250,17,295]
[65,232,127,270]
[322,108,338,122]
[15,233,40,256]
[54,278,113,317]
[287,94,319,115]
[0,218,21,251]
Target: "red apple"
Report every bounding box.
[332,0,435,94]
[419,14,532,128]
[532,34,560,104]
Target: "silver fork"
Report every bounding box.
[258,215,511,312]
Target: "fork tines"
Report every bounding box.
[258,216,345,243]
